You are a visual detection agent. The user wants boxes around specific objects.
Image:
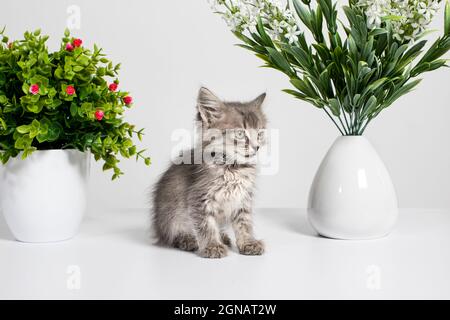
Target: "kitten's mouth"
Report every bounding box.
[243,149,257,158]
[238,151,257,160]
[208,151,257,165]
[211,152,228,164]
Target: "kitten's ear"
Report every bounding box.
[197,87,223,125]
[251,93,266,108]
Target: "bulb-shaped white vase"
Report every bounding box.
[308,136,398,240]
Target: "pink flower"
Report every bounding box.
[66,42,74,51]
[66,85,76,95]
[109,83,118,92]
[123,96,133,105]
[73,38,82,47]
[95,110,104,121]
[29,84,39,95]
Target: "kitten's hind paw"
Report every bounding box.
[220,232,232,248]
[173,234,199,252]
[200,243,228,259]
[238,239,265,256]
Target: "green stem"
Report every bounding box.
[358,118,372,135]
[323,108,345,136]
[337,115,349,135]
[354,106,364,134]
[350,103,357,134]
[342,110,351,134]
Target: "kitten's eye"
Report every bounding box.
[258,130,265,140]
[235,129,246,140]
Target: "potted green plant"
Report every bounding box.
[210,0,450,239]
[0,28,150,242]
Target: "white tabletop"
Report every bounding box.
[0,208,449,300]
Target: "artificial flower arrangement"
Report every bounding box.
[0,28,150,179]
[209,0,450,135]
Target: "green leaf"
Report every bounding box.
[22,147,37,159]
[369,28,387,37]
[77,55,90,67]
[70,102,78,117]
[282,89,307,99]
[402,40,426,62]
[445,0,450,36]
[288,46,313,70]
[256,17,273,47]
[31,119,40,129]
[37,118,62,142]
[328,98,341,116]
[15,135,33,150]
[292,0,312,30]
[54,66,64,79]
[73,65,84,72]
[382,15,403,22]
[51,99,62,109]
[384,79,422,108]
[415,29,438,40]
[48,88,57,99]
[319,68,332,97]
[343,6,357,27]
[362,78,388,96]
[266,47,294,76]
[363,95,378,116]
[290,78,318,98]
[22,83,30,95]
[0,117,6,131]
[412,59,448,76]
[16,125,31,134]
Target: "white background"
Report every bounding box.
[1,0,449,211]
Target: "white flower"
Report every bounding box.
[223,11,243,31]
[210,0,300,43]
[269,20,284,39]
[358,0,441,41]
[208,0,226,11]
[242,17,257,30]
[418,2,427,14]
[284,25,300,44]
[365,5,384,28]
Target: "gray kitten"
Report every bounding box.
[151,87,267,258]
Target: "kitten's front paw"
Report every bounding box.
[200,243,228,259]
[238,239,265,256]
[174,234,199,252]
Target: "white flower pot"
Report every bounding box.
[0,150,90,242]
[307,136,398,240]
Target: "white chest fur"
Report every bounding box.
[204,166,256,223]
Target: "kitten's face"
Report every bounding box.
[197,87,267,164]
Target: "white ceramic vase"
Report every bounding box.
[307,136,398,240]
[0,150,90,242]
